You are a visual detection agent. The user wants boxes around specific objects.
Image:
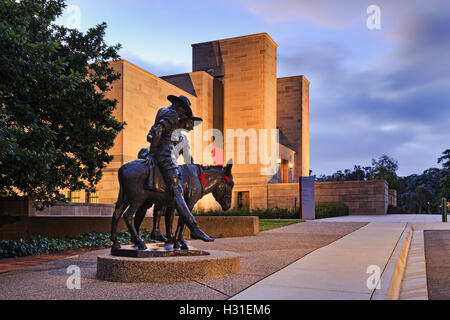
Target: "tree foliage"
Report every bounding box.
[438,149,450,169]
[0,0,124,207]
[316,151,450,213]
[316,154,400,190]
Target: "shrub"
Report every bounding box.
[0,229,153,258]
[315,202,349,219]
[193,207,300,219]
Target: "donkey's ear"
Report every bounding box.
[225,158,233,175]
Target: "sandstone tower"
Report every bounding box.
[191,33,279,185]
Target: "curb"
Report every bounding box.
[371,224,413,300]
[387,225,413,300]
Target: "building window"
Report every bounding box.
[86,190,99,204]
[68,190,81,202]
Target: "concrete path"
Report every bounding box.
[230,222,407,300]
[0,221,365,300]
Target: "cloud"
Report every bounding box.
[274,4,450,176]
[241,0,444,29]
[119,50,189,77]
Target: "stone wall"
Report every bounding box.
[231,180,389,215]
[277,76,310,178]
[316,180,389,215]
[0,216,258,240]
[0,197,35,216]
[36,202,115,217]
[0,197,258,240]
[389,189,398,207]
[267,183,299,210]
[232,183,268,210]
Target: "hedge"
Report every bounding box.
[193,207,300,219]
[0,230,153,258]
[315,202,349,219]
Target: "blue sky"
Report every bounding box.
[58,0,450,177]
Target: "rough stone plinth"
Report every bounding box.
[111,243,210,258]
[96,249,240,283]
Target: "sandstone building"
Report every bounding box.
[74,33,311,211]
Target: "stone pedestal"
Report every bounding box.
[299,176,315,220]
[96,248,240,283]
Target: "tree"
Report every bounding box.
[414,185,433,214]
[0,0,124,207]
[438,149,450,169]
[440,175,450,199]
[369,154,401,191]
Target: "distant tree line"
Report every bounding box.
[315,150,450,214]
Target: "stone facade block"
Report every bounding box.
[315,180,389,215]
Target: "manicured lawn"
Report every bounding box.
[259,219,304,232]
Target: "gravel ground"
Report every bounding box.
[424,230,450,300]
[0,221,366,300]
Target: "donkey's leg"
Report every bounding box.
[150,205,168,242]
[131,202,151,245]
[111,203,127,250]
[123,201,147,250]
[164,207,176,244]
[111,186,128,250]
[174,218,187,249]
[176,202,196,250]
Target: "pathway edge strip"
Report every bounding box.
[386,225,413,300]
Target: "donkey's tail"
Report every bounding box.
[115,167,125,209]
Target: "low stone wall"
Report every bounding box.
[0,196,35,216]
[315,180,389,215]
[258,180,389,215]
[389,189,398,207]
[267,183,299,210]
[0,215,259,240]
[35,202,116,216]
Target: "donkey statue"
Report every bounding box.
[110,159,234,251]
[133,162,234,249]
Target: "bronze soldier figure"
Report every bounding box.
[147,95,214,242]
[150,115,197,243]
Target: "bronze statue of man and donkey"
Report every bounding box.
[110,95,234,253]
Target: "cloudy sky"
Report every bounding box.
[59,0,450,177]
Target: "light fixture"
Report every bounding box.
[289,163,294,168]
[276,158,282,164]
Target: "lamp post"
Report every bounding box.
[442,197,448,222]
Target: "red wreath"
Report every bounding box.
[223,176,230,183]
[199,173,206,189]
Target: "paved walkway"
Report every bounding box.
[0,248,100,274]
[231,222,407,300]
[3,214,449,300]
[231,215,450,300]
[0,221,365,300]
